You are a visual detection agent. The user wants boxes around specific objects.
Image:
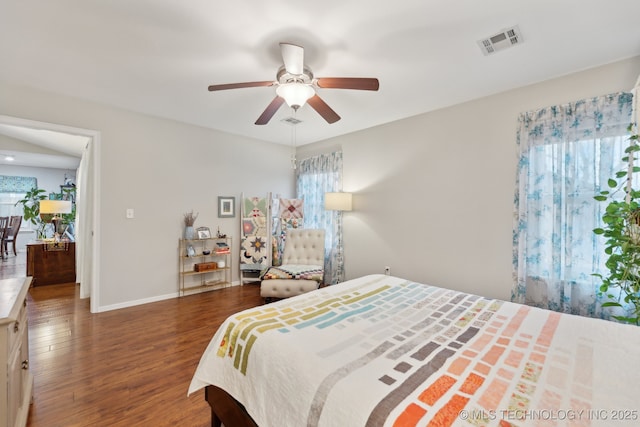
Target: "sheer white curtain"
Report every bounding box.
[512,92,634,319]
[76,141,94,299]
[297,151,345,284]
[632,75,640,134]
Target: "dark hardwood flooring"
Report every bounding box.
[2,249,263,426]
[0,247,27,281]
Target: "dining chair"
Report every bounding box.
[3,216,22,257]
[0,217,9,261]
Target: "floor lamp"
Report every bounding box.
[324,192,353,212]
[324,192,353,283]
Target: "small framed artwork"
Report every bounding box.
[218,196,235,218]
[186,245,196,257]
[197,226,211,239]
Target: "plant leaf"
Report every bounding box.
[601,302,623,308]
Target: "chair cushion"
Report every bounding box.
[260,279,319,298]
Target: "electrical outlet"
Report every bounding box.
[384,266,390,275]
[126,208,135,219]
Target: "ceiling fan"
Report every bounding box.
[207,43,379,125]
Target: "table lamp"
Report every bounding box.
[40,200,72,235]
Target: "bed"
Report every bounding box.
[189,274,640,426]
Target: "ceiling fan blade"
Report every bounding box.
[208,81,274,91]
[316,77,379,91]
[255,96,285,125]
[307,95,341,124]
[280,43,304,75]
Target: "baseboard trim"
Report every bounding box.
[96,292,178,312]
[95,281,244,312]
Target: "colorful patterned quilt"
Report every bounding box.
[243,196,268,218]
[240,235,269,270]
[278,197,304,219]
[260,264,324,282]
[189,275,640,426]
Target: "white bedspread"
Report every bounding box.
[189,274,640,426]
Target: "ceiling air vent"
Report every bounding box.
[281,117,303,126]
[477,26,523,56]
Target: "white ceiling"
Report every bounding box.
[0,124,86,169]
[1,0,640,149]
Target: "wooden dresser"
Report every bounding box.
[26,241,76,286]
[0,277,33,427]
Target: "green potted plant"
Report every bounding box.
[593,124,640,325]
[14,187,49,239]
[60,186,77,234]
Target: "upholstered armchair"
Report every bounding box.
[260,228,325,301]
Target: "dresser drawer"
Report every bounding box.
[5,297,27,356]
[0,278,33,427]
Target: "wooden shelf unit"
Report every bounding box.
[179,237,231,296]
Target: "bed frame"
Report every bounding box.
[205,385,258,427]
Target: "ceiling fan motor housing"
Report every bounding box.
[276,65,314,85]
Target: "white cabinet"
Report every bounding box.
[179,238,232,296]
[0,277,33,427]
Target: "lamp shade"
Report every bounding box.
[324,192,353,211]
[40,200,72,214]
[276,83,315,108]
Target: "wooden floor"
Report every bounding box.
[2,250,264,427]
[0,247,27,281]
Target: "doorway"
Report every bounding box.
[0,115,100,312]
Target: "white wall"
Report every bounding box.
[297,55,640,301]
[0,83,295,310]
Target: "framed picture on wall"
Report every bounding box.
[218,196,235,218]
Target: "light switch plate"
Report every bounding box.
[126,208,134,219]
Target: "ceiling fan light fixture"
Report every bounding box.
[208,43,378,124]
[276,83,315,109]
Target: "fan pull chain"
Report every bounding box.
[291,108,298,169]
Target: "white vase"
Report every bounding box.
[184,226,195,240]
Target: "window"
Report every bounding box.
[0,192,33,229]
[297,151,345,284]
[513,92,633,319]
[0,175,38,230]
